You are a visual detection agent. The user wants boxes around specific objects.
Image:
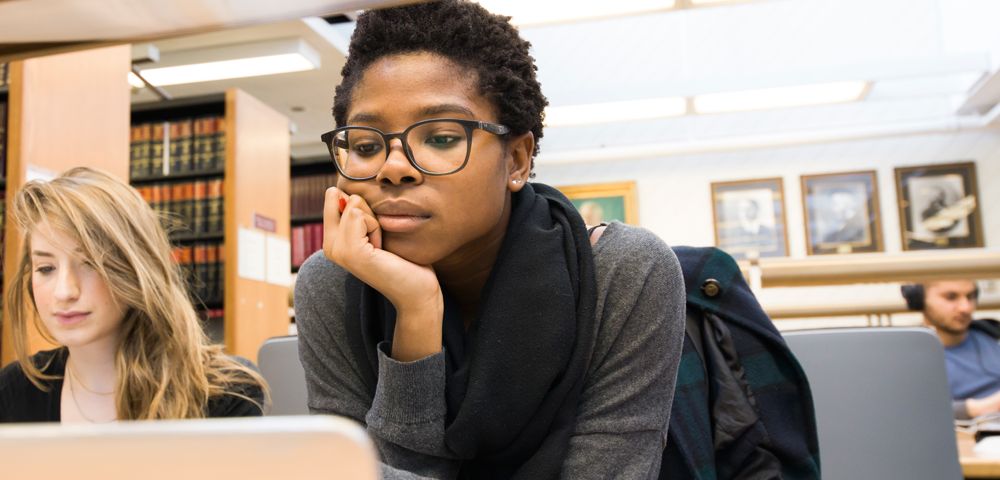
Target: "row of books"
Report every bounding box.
[1,100,7,178]
[0,63,8,87]
[135,179,224,235]
[130,116,226,179]
[291,173,337,217]
[172,242,225,307]
[292,222,323,268]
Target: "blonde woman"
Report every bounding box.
[0,167,266,422]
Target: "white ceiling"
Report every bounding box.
[6,0,1000,163]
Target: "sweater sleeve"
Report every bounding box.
[560,223,686,479]
[294,252,458,479]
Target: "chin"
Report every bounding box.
[382,237,440,266]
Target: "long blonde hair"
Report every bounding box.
[6,167,268,419]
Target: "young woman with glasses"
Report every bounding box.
[295,1,686,478]
[0,168,267,423]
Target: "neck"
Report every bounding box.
[435,197,512,323]
[66,337,119,393]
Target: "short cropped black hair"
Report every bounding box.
[333,0,548,166]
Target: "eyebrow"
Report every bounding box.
[31,251,55,258]
[347,104,478,126]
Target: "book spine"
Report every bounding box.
[212,116,226,171]
[151,123,166,177]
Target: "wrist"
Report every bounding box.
[391,291,444,362]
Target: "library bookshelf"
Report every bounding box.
[130,89,291,362]
[289,156,335,273]
[0,46,290,364]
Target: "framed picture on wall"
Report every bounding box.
[801,170,883,255]
[895,161,984,250]
[711,177,789,260]
[557,181,638,225]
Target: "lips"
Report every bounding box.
[54,312,89,326]
[372,200,431,233]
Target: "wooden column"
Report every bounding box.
[1,45,131,365]
[223,89,291,362]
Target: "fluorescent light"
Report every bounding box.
[689,0,748,5]
[693,81,869,114]
[545,97,687,127]
[132,38,320,88]
[476,0,676,26]
[127,72,146,88]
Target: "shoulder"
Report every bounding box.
[971,319,1000,340]
[589,222,685,349]
[0,349,65,422]
[207,356,265,418]
[593,222,682,288]
[1,348,66,381]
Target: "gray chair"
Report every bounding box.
[257,335,310,415]
[783,327,961,480]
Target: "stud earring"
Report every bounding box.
[512,179,521,185]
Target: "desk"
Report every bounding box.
[958,430,1000,478]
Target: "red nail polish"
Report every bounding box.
[339,198,347,213]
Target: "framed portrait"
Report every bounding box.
[801,170,883,255]
[557,181,638,225]
[711,177,789,260]
[895,161,984,250]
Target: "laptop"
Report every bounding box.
[0,415,378,479]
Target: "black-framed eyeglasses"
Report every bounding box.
[320,118,510,181]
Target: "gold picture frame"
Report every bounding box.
[711,177,789,260]
[895,161,984,251]
[801,170,883,255]
[557,181,639,225]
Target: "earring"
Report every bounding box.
[512,179,522,185]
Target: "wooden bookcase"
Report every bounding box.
[1,45,132,366]
[290,155,335,274]
[131,89,291,362]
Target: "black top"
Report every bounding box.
[0,348,264,422]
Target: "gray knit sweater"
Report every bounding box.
[295,222,686,479]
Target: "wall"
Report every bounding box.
[534,128,1000,329]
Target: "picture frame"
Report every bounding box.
[711,177,789,260]
[557,181,639,225]
[801,170,883,255]
[895,161,984,250]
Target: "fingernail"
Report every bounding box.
[339,198,347,213]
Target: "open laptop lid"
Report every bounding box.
[0,415,378,479]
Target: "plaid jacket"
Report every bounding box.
[660,247,821,479]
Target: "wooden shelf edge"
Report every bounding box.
[737,249,1000,288]
[131,168,224,184]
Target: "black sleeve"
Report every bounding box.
[0,355,61,423]
[206,355,266,418]
[207,380,265,417]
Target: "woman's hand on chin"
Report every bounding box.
[322,187,442,315]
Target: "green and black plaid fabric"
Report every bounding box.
[661,247,821,479]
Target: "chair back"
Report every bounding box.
[783,327,961,480]
[258,335,309,415]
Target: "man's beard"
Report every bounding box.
[927,315,972,336]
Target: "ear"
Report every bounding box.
[506,131,534,192]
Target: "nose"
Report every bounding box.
[375,138,423,186]
[54,266,81,302]
[957,296,976,314]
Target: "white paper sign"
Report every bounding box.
[237,227,266,282]
[266,235,291,287]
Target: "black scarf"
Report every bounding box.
[343,182,597,479]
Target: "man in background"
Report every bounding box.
[903,280,1000,419]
